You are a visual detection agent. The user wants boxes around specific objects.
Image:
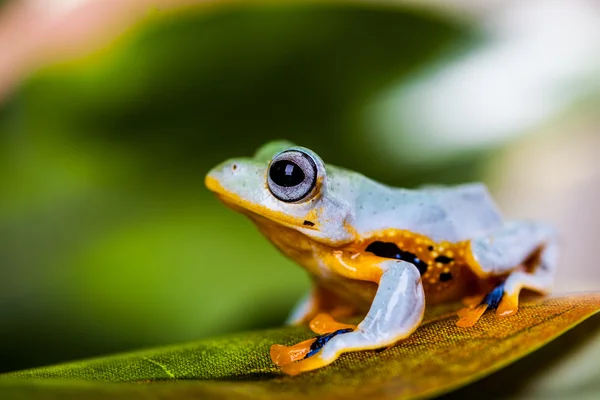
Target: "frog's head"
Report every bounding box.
[205,141,356,246]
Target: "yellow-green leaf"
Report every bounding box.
[1,294,599,399]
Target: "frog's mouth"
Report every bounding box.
[205,175,316,231]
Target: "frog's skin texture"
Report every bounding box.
[205,141,558,376]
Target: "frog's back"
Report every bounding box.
[414,183,504,240]
[327,167,503,243]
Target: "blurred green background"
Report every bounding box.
[0,0,598,377]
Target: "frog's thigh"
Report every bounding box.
[282,260,425,375]
[469,220,557,278]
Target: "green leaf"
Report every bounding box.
[1,294,599,399]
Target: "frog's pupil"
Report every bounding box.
[270,160,305,187]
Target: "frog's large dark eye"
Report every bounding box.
[268,150,318,203]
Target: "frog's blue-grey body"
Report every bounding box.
[326,166,504,243]
[206,140,558,374]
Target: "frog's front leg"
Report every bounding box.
[273,283,362,366]
[458,221,558,327]
[278,259,425,376]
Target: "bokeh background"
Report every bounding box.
[0,0,599,392]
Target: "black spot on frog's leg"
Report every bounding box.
[365,241,428,275]
[480,282,505,310]
[435,255,454,264]
[439,272,453,282]
[428,246,434,251]
[303,220,315,227]
[305,329,353,359]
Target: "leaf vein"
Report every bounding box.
[142,357,176,379]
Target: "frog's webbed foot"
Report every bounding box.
[278,328,355,376]
[270,329,353,372]
[270,313,355,367]
[270,338,315,366]
[458,221,558,328]
[457,282,508,327]
[274,260,425,375]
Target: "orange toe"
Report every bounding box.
[496,294,519,317]
[456,304,488,328]
[309,313,356,335]
[456,307,471,318]
[270,338,316,366]
[280,353,333,376]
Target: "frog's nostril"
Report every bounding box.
[232,164,238,171]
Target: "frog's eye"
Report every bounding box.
[267,150,318,203]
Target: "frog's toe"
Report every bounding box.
[456,306,472,318]
[496,293,519,317]
[457,282,513,327]
[309,313,355,335]
[456,304,488,328]
[270,338,316,366]
[280,352,334,376]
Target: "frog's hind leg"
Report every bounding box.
[458,221,558,327]
[498,235,558,317]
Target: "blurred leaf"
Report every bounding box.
[7,3,466,182]
[1,294,599,399]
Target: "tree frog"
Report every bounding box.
[205,141,557,376]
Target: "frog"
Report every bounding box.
[204,140,557,376]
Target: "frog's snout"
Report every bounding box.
[205,159,266,202]
[205,159,240,186]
